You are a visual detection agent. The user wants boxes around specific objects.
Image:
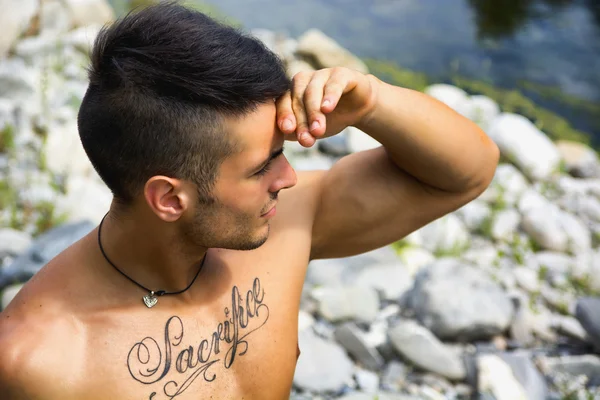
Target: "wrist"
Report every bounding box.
[354,74,382,132]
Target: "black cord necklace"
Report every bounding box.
[97,213,207,308]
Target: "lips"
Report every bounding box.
[261,203,277,217]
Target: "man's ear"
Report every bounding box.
[143,176,193,222]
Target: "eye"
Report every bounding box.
[255,162,272,177]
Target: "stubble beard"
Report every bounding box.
[182,200,270,252]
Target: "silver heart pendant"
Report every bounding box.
[143,294,158,308]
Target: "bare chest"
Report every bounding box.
[76,277,300,400]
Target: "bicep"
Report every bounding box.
[310,147,478,259]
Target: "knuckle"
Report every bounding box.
[292,71,310,84]
[309,110,323,121]
[303,85,319,101]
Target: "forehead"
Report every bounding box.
[222,103,283,170]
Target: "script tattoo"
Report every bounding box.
[127,278,270,399]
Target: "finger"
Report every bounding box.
[276,91,296,134]
[321,68,350,114]
[303,69,332,137]
[291,72,315,147]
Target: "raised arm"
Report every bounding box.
[276,68,499,259]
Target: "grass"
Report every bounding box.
[118,0,241,26]
[433,240,469,258]
[0,179,17,211]
[364,59,596,148]
[0,125,16,155]
[33,201,68,236]
[391,238,413,254]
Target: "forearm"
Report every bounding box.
[356,75,499,194]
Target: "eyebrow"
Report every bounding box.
[249,146,285,174]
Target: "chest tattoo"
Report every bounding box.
[126,277,270,399]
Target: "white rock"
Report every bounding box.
[559,193,600,223]
[410,259,514,340]
[389,319,466,380]
[40,0,72,35]
[461,246,498,268]
[0,59,39,105]
[478,354,529,400]
[469,95,500,131]
[57,175,112,224]
[286,59,315,79]
[518,189,550,213]
[347,127,381,153]
[1,284,24,310]
[296,29,368,73]
[312,286,380,323]
[0,229,32,258]
[530,307,558,342]
[532,251,575,277]
[417,214,470,255]
[0,99,15,136]
[454,200,491,231]
[523,205,568,252]
[44,120,94,177]
[354,263,413,300]
[0,0,39,58]
[294,329,354,393]
[363,319,389,349]
[488,113,561,181]
[395,247,435,277]
[298,310,315,333]
[13,34,63,61]
[480,164,530,206]
[522,204,590,253]
[306,258,348,287]
[63,0,114,28]
[420,387,446,400]
[559,210,592,253]
[550,315,589,342]
[513,267,540,293]
[589,250,600,293]
[491,208,521,241]
[250,29,277,53]
[251,29,296,62]
[556,140,600,178]
[425,84,471,118]
[355,369,379,393]
[63,24,103,55]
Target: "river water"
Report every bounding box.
[108,0,600,142]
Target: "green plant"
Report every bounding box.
[364,59,430,92]
[538,265,549,281]
[0,124,16,154]
[433,240,469,258]
[33,201,68,236]
[364,59,596,148]
[0,179,17,211]
[392,238,413,254]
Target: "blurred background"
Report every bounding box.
[114,0,600,145]
[2,1,600,400]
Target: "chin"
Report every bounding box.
[224,224,270,252]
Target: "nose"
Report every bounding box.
[270,155,297,193]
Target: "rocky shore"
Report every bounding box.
[1,2,600,399]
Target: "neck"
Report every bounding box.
[97,206,208,296]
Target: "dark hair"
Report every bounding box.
[77,1,290,205]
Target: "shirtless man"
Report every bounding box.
[0,2,499,399]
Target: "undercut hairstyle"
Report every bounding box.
[77,1,290,206]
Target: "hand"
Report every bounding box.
[276,67,378,147]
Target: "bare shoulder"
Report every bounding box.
[0,290,85,399]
